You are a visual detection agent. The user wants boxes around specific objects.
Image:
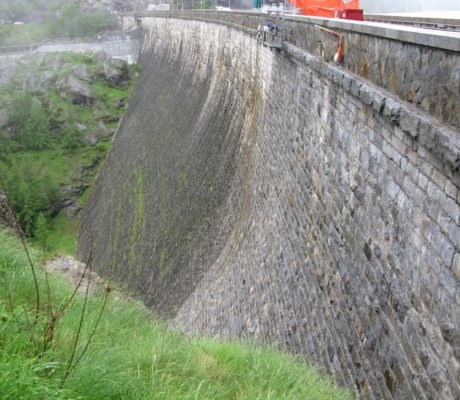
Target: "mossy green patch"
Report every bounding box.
[129,166,146,277]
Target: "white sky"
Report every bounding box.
[361,0,460,14]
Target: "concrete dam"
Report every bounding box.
[78,12,460,399]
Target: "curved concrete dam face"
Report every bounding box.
[79,16,460,398]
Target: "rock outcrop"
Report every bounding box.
[0,109,8,129]
[56,73,94,105]
[101,58,131,87]
[0,189,19,233]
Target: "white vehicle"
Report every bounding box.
[147,3,171,11]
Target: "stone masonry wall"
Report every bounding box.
[80,17,460,399]
[137,11,460,129]
[79,18,259,318]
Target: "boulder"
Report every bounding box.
[84,133,98,145]
[56,73,93,105]
[102,59,130,87]
[63,200,82,219]
[111,58,126,70]
[94,50,110,63]
[60,183,89,200]
[72,64,92,82]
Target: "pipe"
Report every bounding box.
[315,25,343,64]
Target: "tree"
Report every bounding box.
[61,124,84,150]
[8,92,52,150]
[34,212,49,249]
[4,168,59,237]
[20,100,52,150]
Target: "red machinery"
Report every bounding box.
[289,0,363,21]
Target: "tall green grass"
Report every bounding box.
[0,230,354,400]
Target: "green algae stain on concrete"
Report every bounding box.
[129,165,146,278]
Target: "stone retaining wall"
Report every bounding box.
[0,29,141,63]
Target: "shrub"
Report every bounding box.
[8,91,53,151]
[3,168,59,236]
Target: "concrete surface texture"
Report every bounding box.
[79,15,460,399]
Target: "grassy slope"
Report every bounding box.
[0,230,354,400]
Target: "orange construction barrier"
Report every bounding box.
[288,0,363,20]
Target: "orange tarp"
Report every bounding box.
[288,0,361,17]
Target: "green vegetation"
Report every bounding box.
[48,3,118,40]
[0,230,354,399]
[0,0,118,47]
[0,52,136,255]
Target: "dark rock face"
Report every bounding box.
[0,109,8,129]
[56,73,93,105]
[79,18,460,400]
[102,59,130,87]
[63,200,82,219]
[0,189,19,233]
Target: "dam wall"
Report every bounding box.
[79,15,460,399]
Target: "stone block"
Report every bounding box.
[342,74,352,92]
[372,91,386,114]
[400,109,420,139]
[444,180,458,200]
[383,97,401,125]
[351,78,362,98]
[359,83,373,106]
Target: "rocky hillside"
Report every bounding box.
[0,51,137,251]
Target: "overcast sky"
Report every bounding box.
[361,0,460,13]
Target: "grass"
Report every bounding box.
[45,211,80,256]
[0,230,355,400]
